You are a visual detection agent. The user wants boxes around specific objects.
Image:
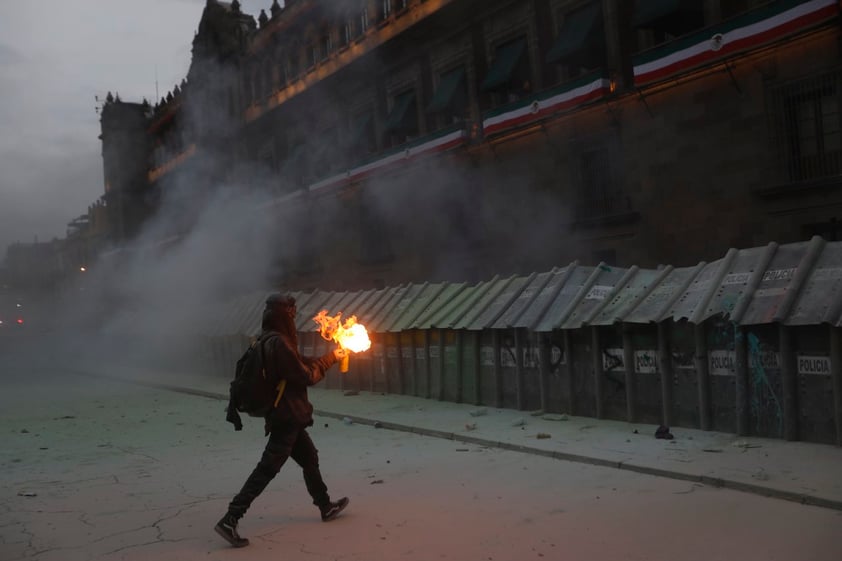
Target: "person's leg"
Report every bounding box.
[290,429,349,521]
[228,424,298,517]
[216,425,299,546]
[290,428,329,506]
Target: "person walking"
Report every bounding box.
[215,294,349,548]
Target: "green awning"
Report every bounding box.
[546,2,603,64]
[383,90,416,132]
[632,0,682,28]
[480,37,527,92]
[426,67,466,113]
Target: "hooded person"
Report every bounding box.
[215,294,349,548]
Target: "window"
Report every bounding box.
[286,54,299,82]
[383,89,419,145]
[321,33,332,60]
[633,0,704,51]
[350,111,377,159]
[361,7,369,33]
[426,66,468,125]
[480,36,531,104]
[547,2,606,83]
[380,0,393,21]
[768,69,842,182]
[576,147,629,220]
[310,44,320,67]
[341,19,353,46]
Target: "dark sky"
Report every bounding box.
[0,0,269,255]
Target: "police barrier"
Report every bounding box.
[202,237,842,446]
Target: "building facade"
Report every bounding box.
[96,0,842,291]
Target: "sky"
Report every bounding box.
[0,0,270,255]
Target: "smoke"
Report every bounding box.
[50,172,281,373]
[357,142,578,284]
[50,56,288,374]
[40,0,595,378]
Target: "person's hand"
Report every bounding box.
[333,348,349,360]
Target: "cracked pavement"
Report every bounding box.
[2,346,841,560]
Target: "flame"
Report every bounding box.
[313,310,371,353]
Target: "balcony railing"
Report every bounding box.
[767,66,842,184]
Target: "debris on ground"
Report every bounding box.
[702,448,723,453]
[655,425,674,440]
[752,468,770,481]
[465,422,477,431]
[373,421,382,428]
[370,479,384,485]
[17,491,37,497]
[342,417,353,425]
[536,433,551,439]
[732,440,762,449]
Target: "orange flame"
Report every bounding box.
[313,310,372,353]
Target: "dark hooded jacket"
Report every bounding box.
[261,295,337,432]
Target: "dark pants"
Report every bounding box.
[228,424,330,519]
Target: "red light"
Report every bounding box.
[16,318,23,325]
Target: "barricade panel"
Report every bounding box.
[670,321,700,428]
[796,325,835,444]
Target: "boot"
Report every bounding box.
[214,513,249,547]
[320,497,350,522]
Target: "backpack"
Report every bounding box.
[225,331,286,430]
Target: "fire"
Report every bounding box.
[313,310,371,372]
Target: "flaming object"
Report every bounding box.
[313,310,371,372]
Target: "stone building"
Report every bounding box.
[98,0,842,291]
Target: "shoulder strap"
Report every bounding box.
[257,331,280,369]
[257,331,287,406]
